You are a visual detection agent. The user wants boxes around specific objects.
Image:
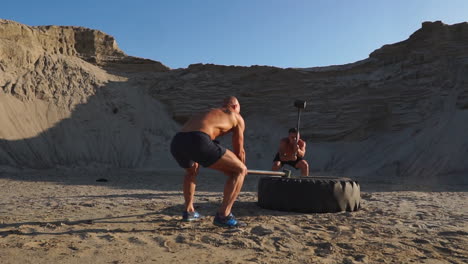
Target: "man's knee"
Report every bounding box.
[297,160,309,169]
[272,161,281,170]
[186,163,199,178]
[233,163,247,177]
[240,163,248,176]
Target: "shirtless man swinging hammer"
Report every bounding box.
[170,96,247,228]
[272,128,309,176]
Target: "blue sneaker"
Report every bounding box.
[182,211,201,222]
[213,212,247,228]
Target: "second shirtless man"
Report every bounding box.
[272,128,309,176]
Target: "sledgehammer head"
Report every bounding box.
[294,100,306,109]
[282,169,291,178]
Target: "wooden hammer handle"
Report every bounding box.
[247,170,287,176]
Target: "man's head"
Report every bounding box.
[288,127,299,142]
[222,96,240,113]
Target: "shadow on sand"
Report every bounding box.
[0,200,307,238]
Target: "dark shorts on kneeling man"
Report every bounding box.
[273,153,303,169]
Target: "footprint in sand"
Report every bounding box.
[128,236,147,245]
[152,236,166,247]
[175,234,188,244]
[310,242,334,257]
[68,243,79,251]
[78,233,91,240]
[98,234,116,242]
[153,236,175,252]
[230,239,250,249]
[412,238,430,244]
[271,236,291,252]
[250,226,274,236]
[438,230,468,237]
[79,201,96,207]
[336,243,354,250]
[325,225,340,232]
[353,255,368,262]
[200,235,224,247]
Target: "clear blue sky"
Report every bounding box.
[2,0,468,69]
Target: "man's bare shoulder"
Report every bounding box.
[203,107,232,118]
[193,107,216,116]
[235,111,244,121]
[207,107,223,114]
[230,112,243,132]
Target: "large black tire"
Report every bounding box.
[257,176,361,213]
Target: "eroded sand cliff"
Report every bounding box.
[1,19,467,185]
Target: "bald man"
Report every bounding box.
[170,96,247,228]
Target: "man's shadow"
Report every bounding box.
[0,200,301,238]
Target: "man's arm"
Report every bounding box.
[296,140,306,158]
[232,114,246,163]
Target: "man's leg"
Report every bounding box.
[208,149,247,217]
[295,160,309,176]
[272,161,282,171]
[183,162,199,212]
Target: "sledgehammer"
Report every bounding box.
[248,169,292,178]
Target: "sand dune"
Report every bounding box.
[2,19,468,183]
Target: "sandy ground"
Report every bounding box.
[0,168,467,264]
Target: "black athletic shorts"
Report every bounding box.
[170,131,227,168]
[273,153,303,169]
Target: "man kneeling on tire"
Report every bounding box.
[272,128,309,176]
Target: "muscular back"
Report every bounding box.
[181,108,241,140]
[181,100,246,163]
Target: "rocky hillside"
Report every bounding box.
[1,19,467,185]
